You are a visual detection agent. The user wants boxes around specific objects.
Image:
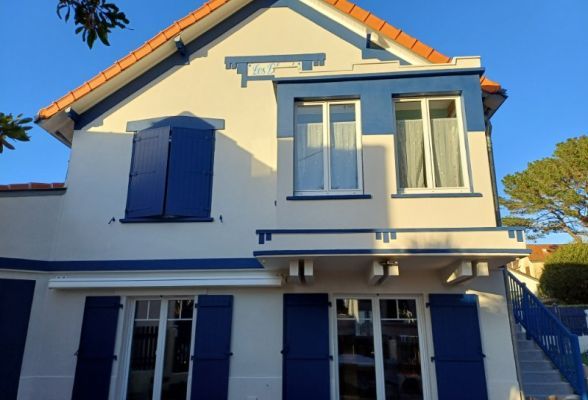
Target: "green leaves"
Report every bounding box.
[0,113,32,153]
[501,135,588,242]
[57,0,129,48]
[539,243,588,304]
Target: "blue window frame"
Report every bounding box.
[124,127,215,222]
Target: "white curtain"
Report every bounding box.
[295,122,324,191]
[431,118,463,187]
[330,121,358,190]
[396,119,426,188]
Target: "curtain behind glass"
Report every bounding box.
[431,118,463,187]
[396,120,426,188]
[295,105,324,191]
[330,104,358,190]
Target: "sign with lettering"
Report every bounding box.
[248,61,302,77]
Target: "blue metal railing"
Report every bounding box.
[548,305,588,336]
[504,270,587,399]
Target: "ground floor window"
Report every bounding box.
[335,297,424,400]
[125,298,195,400]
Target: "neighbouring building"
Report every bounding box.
[1,1,538,399]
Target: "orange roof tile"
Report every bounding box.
[37,0,502,121]
[528,244,560,262]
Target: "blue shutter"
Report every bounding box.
[71,296,121,400]
[125,127,170,218]
[191,295,233,400]
[165,128,215,218]
[0,279,35,400]
[283,294,331,400]
[429,294,488,400]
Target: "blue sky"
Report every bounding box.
[1,0,586,243]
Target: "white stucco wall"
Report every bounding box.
[10,268,520,400]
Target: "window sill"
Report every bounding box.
[119,217,214,223]
[287,194,372,201]
[391,192,482,199]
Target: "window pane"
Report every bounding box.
[395,101,426,188]
[337,299,376,400]
[127,301,160,400]
[161,300,194,400]
[330,104,359,190]
[379,300,423,400]
[295,105,324,191]
[429,99,464,188]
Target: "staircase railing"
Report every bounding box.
[504,270,587,399]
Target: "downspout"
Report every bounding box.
[485,117,502,226]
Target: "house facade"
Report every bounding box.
[0,1,530,399]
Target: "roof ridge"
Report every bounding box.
[37,0,501,120]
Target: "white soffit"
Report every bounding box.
[48,270,283,289]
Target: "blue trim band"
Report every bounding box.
[286,194,372,201]
[254,248,532,257]
[256,227,526,235]
[0,257,262,272]
[274,68,486,84]
[277,73,486,136]
[126,116,225,132]
[120,217,214,223]
[391,192,483,199]
[225,53,326,87]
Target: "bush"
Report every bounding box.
[538,243,588,304]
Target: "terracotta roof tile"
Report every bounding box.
[365,14,385,31]
[349,5,370,22]
[528,244,560,262]
[37,0,501,121]
[334,0,354,14]
[412,41,434,59]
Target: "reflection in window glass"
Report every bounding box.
[395,101,426,188]
[295,105,324,191]
[161,300,194,400]
[379,300,423,400]
[429,99,463,188]
[330,104,358,190]
[127,300,161,400]
[337,299,377,400]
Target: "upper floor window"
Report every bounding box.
[294,100,363,195]
[394,97,469,192]
[124,126,215,221]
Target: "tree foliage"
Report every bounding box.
[0,113,32,153]
[501,135,588,242]
[57,0,129,48]
[538,243,588,304]
[1,1,130,154]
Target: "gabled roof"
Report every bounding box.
[36,0,502,121]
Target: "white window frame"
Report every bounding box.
[331,295,431,400]
[394,96,471,194]
[119,297,197,400]
[294,99,364,195]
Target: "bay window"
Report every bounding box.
[394,97,469,192]
[294,100,363,195]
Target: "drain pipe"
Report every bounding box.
[485,117,502,226]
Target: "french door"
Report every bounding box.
[124,298,196,400]
[334,296,428,400]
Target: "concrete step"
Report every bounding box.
[522,370,564,383]
[518,349,548,361]
[520,360,559,372]
[518,339,541,351]
[524,380,575,396]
